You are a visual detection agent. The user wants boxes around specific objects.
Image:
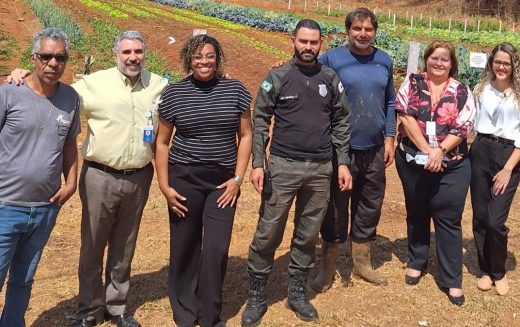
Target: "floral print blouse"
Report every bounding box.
[396,73,476,157]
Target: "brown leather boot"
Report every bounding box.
[351,239,387,286]
[311,241,339,293]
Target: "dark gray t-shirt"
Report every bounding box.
[0,82,81,206]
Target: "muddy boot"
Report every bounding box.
[311,241,339,293]
[241,274,267,327]
[351,239,387,286]
[286,275,318,322]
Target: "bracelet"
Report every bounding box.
[233,175,242,185]
[438,145,448,154]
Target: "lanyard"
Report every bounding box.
[427,77,450,121]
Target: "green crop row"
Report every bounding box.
[79,0,128,18]
[26,0,83,45]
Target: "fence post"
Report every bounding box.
[429,17,432,31]
[499,20,502,32]
[328,3,331,16]
[316,1,319,9]
[477,19,480,32]
[449,18,451,31]
[464,19,467,32]
[393,13,396,26]
[339,3,341,11]
[288,0,291,10]
[388,9,391,19]
[411,15,413,29]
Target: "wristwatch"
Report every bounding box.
[233,175,242,185]
[438,145,448,154]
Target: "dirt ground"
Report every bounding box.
[1,0,520,326]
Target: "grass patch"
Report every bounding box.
[20,44,33,70]
[0,32,19,61]
[78,0,128,18]
[146,51,183,82]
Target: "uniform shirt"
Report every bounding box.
[474,83,520,148]
[252,58,350,168]
[158,76,252,169]
[0,82,81,206]
[73,67,168,170]
[319,46,396,150]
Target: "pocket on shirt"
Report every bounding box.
[57,124,70,136]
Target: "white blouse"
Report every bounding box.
[474,83,520,148]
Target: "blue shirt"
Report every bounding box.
[319,46,396,150]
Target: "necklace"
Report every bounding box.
[36,102,53,135]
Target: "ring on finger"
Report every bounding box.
[172,206,177,210]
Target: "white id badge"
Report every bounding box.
[414,152,429,165]
[426,121,436,136]
[143,125,153,143]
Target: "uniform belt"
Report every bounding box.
[289,157,330,163]
[478,133,515,145]
[86,160,149,175]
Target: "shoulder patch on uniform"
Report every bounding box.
[338,81,344,93]
[261,80,273,93]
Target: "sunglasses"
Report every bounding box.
[35,53,69,63]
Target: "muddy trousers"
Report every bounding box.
[320,145,386,243]
[396,148,470,289]
[167,164,235,327]
[470,135,520,281]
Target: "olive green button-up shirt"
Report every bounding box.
[73,67,168,170]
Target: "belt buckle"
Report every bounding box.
[490,135,500,143]
[122,168,136,175]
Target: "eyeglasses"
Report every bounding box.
[35,53,69,63]
[192,53,217,62]
[492,60,512,68]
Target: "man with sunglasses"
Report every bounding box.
[8,31,167,327]
[0,28,80,327]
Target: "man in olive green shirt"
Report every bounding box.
[6,30,167,327]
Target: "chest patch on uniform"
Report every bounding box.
[318,84,328,97]
[261,80,273,92]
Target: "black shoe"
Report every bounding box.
[241,274,267,327]
[70,318,96,327]
[287,276,318,322]
[108,313,142,327]
[448,294,465,306]
[405,273,423,285]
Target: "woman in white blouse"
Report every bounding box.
[471,42,520,296]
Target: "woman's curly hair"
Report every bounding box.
[474,42,520,108]
[180,34,225,78]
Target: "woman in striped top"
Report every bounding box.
[155,35,252,327]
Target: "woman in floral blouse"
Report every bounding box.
[395,41,476,306]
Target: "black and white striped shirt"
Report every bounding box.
[158,76,251,168]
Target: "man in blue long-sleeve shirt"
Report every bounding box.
[312,7,396,291]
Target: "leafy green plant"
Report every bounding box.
[146,51,183,82]
[26,0,83,46]
[78,0,128,18]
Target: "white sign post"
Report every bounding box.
[407,41,421,76]
[193,29,207,36]
[469,53,487,69]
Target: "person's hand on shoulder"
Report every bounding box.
[5,68,31,85]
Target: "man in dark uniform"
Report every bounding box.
[241,19,351,327]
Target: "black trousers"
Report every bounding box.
[470,135,520,280]
[396,148,470,288]
[320,145,386,242]
[167,164,236,327]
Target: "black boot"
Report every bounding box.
[286,276,318,322]
[241,274,267,327]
